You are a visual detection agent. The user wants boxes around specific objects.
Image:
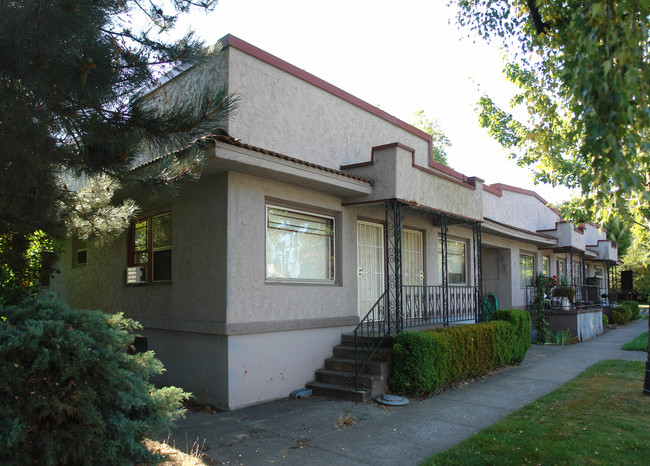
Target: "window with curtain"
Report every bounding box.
[266,206,335,282]
[520,254,534,288]
[438,238,466,285]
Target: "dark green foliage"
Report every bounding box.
[0,231,57,306]
[611,305,633,325]
[492,309,531,362]
[0,295,188,465]
[620,300,640,320]
[390,331,451,396]
[1,0,235,286]
[602,314,609,328]
[390,310,530,396]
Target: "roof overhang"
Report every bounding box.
[203,139,373,197]
[482,217,557,247]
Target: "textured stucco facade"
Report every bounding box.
[49,35,621,410]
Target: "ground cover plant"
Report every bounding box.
[622,332,649,352]
[423,360,649,465]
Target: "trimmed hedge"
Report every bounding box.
[390,309,531,396]
[620,300,640,320]
[611,305,633,325]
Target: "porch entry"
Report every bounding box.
[357,221,423,317]
[351,200,483,391]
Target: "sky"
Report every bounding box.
[172,0,576,205]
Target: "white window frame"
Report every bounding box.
[265,204,336,284]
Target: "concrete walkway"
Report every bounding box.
[163,319,648,465]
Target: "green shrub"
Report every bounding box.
[620,300,640,320]
[492,309,531,363]
[390,310,530,396]
[390,331,451,396]
[602,314,609,327]
[611,305,633,325]
[0,296,188,465]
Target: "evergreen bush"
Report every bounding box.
[611,305,633,325]
[0,296,188,465]
[602,314,609,328]
[390,310,531,396]
[620,300,640,320]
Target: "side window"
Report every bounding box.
[542,256,549,276]
[438,238,467,285]
[266,205,335,283]
[74,237,87,266]
[129,212,172,282]
[520,254,534,288]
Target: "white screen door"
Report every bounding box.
[357,221,385,316]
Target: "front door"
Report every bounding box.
[357,221,385,317]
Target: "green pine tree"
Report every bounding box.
[0,0,236,287]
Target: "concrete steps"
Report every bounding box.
[306,333,393,402]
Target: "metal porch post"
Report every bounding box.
[440,214,449,327]
[473,222,483,323]
[385,199,403,335]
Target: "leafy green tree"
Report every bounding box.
[0,0,236,286]
[452,1,650,226]
[0,231,57,306]
[411,109,452,166]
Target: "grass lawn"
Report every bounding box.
[623,332,649,352]
[423,360,649,465]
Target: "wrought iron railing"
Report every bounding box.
[525,284,611,310]
[353,290,389,391]
[354,285,480,390]
[403,285,479,327]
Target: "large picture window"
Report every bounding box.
[129,212,172,282]
[438,239,466,285]
[520,254,534,288]
[266,205,335,283]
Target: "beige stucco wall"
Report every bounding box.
[225,171,358,327]
[344,145,483,221]
[483,189,559,232]
[554,222,587,251]
[227,327,351,409]
[226,48,431,168]
[49,174,229,328]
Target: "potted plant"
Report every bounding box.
[552,282,575,310]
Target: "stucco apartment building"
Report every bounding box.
[49,35,619,410]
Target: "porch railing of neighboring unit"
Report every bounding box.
[402,285,479,327]
[353,285,480,391]
[525,284,613,310]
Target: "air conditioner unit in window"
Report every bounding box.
[126,266,147,284]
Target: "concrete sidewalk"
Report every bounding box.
[163,319,648,465]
